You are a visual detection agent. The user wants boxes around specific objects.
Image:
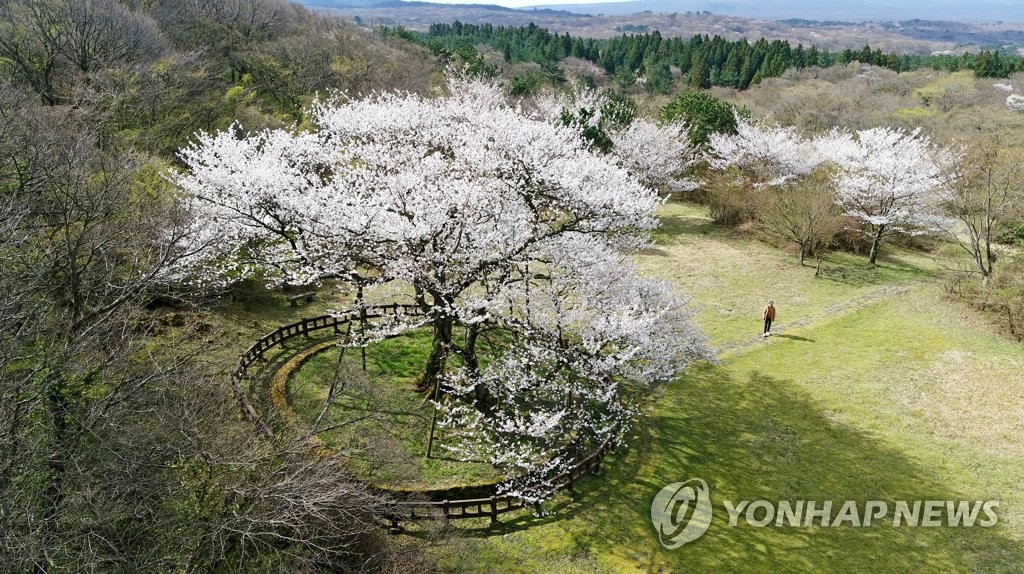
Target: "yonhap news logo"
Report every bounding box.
[651,478,999,549]
[650,479,713,549]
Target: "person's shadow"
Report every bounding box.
[774,333,814,342]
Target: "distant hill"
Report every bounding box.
[305,0,511,9]
[302,0,1024,22]
[304,0,572,15]
[299,0,1024,55]
[533,0,1024,22]
[301,0,383,6]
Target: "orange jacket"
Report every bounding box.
[763,305,776,321]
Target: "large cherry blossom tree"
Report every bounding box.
[174,79,711,500]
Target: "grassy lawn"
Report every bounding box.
[639,202,937,347]
[287,330,503,489]
[423,202,1024,573]
[195,279,504,490]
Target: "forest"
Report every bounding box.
[402,21,1024,91]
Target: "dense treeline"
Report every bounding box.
[410,21,1024,91]
[0,0,437,571]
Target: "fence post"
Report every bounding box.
[489,496,498,524]
[442,500,450,525]
[357,285,367,371]
[388,514,402,535]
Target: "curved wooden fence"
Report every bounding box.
[383,421,620,532]
[229,303,621,532]
[229,303,424,438]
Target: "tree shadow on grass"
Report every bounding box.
[406,362,1023,572]
[641,214,742,258]
[656,214,718,238]
[815,253,935,287]
[627,363,1022,572]
[433,362,1024,572]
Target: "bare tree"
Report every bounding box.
[62,0,165,75]
[757,167,842,265]
[154,0,297,81]
[0,0,66,104]
[0,92,199,570]
[940,139,1024,283]
[0,83,406,573]
[187,0,291,40]
[0,0,164,105]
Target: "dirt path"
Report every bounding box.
[715,284,913,356]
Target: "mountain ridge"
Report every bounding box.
[302,0,1024,23]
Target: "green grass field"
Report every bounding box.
[287,331,503,489]
[419,202,1024,573]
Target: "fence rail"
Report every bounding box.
[229,303,423,438]
[230,302,621,532]
[383,421,619,532]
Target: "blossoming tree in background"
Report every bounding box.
[1006,93,1024,112]
[707,119,950,266]
[821,127,949,264]
[707,117,841,264]
[174,79,711,501]
[708,117,822,186]
[535,87,699,192]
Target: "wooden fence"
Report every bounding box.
[229,303,424,438]
[383,422,620,533]
[229,303,622,532]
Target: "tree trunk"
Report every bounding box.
[419,317,453,394]
[868,226,886,265]
[38,381,70,573]
[462,324,495,414]
[983,237,995,280]
[463,323,480,376]
[422,314,453,458]
[798,242,806,266]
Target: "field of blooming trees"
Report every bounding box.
[3,0,1024,571]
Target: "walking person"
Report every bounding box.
[763,300,776,337]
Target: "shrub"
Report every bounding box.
[702,168,758,226]
[997,223,1024,245]
[949,257,1024,340]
